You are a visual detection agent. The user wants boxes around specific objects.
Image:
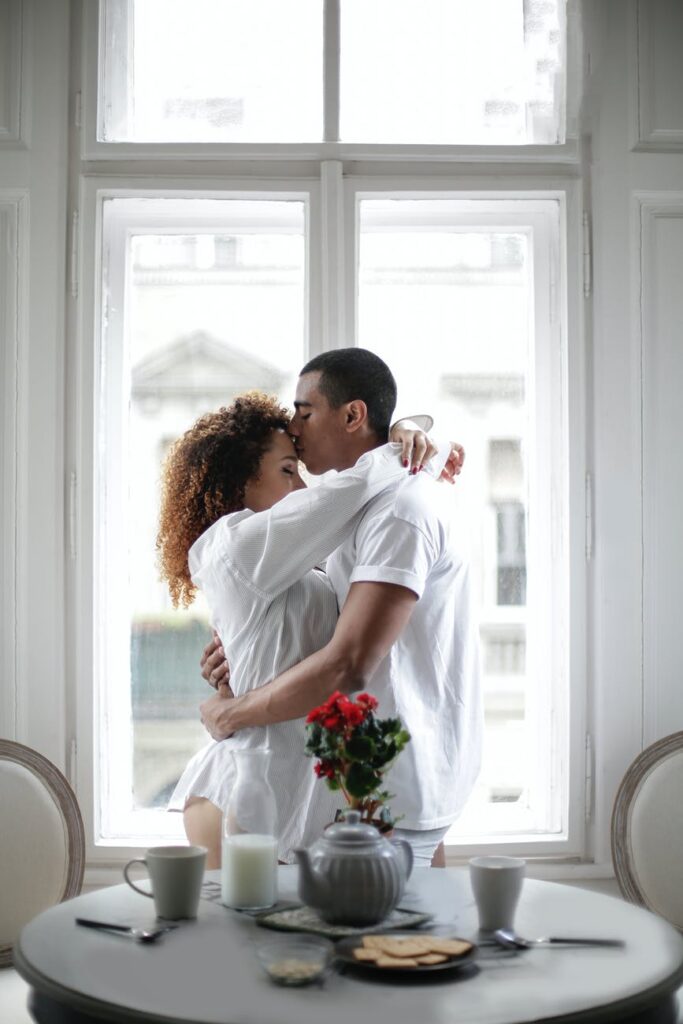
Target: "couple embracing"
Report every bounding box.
[157,348,482,870]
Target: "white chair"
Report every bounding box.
[612,731,683,930]
[0,740,85,967]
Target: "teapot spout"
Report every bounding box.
[293,847,329,910]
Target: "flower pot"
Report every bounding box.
[332,809,394,837]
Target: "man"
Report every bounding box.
[199,349,482,866]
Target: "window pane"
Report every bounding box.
[358,198,561,838]
[341,0,566,144]
[100,0,323,142]
[98,197,307,839]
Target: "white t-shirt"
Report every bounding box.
[326,473,483,830]
[168,443,432,861]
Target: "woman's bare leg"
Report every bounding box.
[430,841,446,868]
[183,797,222,869]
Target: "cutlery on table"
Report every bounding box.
[75,917,178,943]
[493,928,625,950]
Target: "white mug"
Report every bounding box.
[469,855,525,933]
[123,845,207,920]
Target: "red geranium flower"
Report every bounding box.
[304,691,411,830]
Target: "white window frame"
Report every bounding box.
[73,177,322,861]
[65,1,587,874]
[346,186,585,857]
[103,191,314,843]
[81,0,582,166]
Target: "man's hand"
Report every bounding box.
[440,442,465,485]
[199,683,236,740]
[200,630,232,691]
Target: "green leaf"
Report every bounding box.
[372,741,397,767]
[345,762,381,798]
[305,722,322,743]
[345,735,376,761]
[380,717,402,735]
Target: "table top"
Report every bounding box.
[14,866,683,1024]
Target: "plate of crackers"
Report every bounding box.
[335,932,476,975]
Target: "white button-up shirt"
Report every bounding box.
[326,472,483,829]
[169,443,431,860]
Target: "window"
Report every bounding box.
[98,0,567,146]
[496,501,527,607]
[99,0,323,142]
[95,196,308,840]
[490,438,527,606]
[73,1,583,862]
[340,0,566,143]
[356,196,567,842]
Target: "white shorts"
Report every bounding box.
[392,826,450,867]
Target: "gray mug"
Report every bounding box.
[123,845,207,920]
[469,855,525,933]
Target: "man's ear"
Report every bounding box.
[343,399,369,433]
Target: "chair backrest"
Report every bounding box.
[611,731,683,930]
[0,740,85,966]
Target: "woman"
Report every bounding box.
[157,392,441,867]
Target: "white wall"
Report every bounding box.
[585,0,683,864]
[0,0,70,768]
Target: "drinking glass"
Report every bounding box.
[221,749,278,910]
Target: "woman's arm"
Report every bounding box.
[204,442,445,601]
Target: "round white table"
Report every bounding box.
[14,867,683,1024]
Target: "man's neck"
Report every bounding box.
[332,434,384,472]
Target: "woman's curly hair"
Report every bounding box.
[157,392,290,608]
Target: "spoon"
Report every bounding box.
[494,928,625,950]
[76,917,179,943]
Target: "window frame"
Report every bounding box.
[81,0,582,165]
[346,184,586,857]
[73,177,322,862]
[67,1,587,870]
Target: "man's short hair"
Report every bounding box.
[300,348,397,439]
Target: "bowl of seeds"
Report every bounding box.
[255,935,334,986]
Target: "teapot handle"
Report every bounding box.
[390,837,414,879]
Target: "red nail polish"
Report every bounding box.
[403,459,409,468]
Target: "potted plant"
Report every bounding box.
[305,691,411,833]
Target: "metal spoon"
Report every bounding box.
[494,928,625,950]
[76,917,178,943]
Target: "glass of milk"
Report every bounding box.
[222,749,278,910]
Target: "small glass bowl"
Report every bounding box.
[255,935,334,986]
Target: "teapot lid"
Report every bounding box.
[324,810,383,844]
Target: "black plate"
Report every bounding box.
[335,934,478,976]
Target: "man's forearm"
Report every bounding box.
[226,644,360,730]
[224,581,417,732]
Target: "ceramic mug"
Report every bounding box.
[469,855,526,933]
[123,845,207,920]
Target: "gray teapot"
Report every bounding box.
[294,811,413,925]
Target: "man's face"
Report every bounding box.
[289,372,349,475]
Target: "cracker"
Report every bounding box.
[361,935,389,949]
[416,953,449,965]
[375,937,434,958]
[426,938,472,957]
[352,947,380,962]
[375,955,419,968]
